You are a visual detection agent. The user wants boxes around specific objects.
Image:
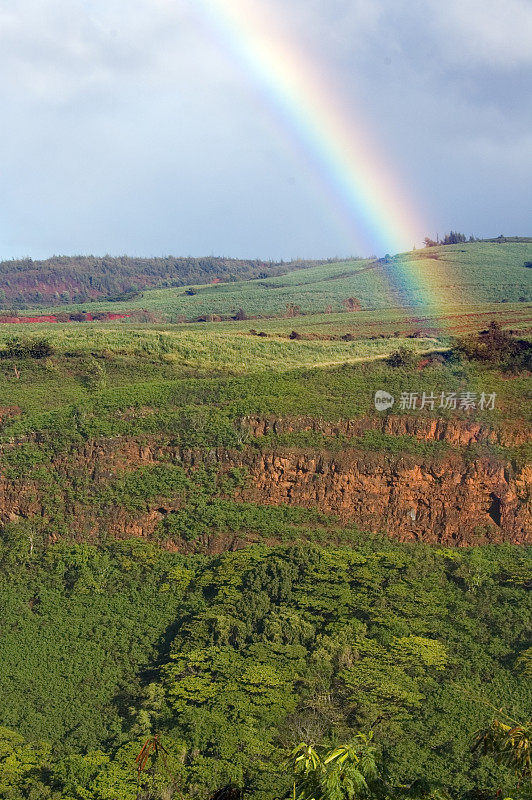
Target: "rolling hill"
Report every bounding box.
[4,241,530,322]
[0,253,329,308]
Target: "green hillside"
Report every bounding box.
[10,242,531,322]
[0,254,325,307]
[0,241,530,800]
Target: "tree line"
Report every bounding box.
[0,255,324,308]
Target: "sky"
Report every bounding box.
[0,0,530,261]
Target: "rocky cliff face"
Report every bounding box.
[0,415,530,547]
[229,450,531,545]
[242,413,531,447]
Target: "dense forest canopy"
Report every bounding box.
[0,538,530,800]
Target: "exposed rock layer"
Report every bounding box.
[230,450,531,545]
[242,414,531,447]
[0,415,530,547]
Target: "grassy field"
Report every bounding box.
[0,244,530,800]
[387,242,532,306]
[182,301,532,337]
[0,324,529,429]
[0,240,529,432]
[0,323,442,414]
[8,242,531,322]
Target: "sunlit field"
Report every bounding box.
[9,242,531,322]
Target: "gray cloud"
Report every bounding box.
[0,0,530,259]
[427,0,532,68]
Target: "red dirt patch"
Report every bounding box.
[0,312,132,324]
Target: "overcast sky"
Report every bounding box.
[0,0,530,261]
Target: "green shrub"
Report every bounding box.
[455,322,532,370]
[385,346,417,367]
[0,336,55,359]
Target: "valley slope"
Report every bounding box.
[0,241,530,800]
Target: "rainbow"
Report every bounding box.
[192,0,424,259]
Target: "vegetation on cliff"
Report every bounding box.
[0,321,529,548]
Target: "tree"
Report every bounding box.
[286,303,301,318]
[29,337,55,359]
[441,231,467,245]
[342,298,361,312]
[0,726,52,798]
[385,347,417,367]
[1,336,54,359]
[516,648,532,680]
[425,232,468,247]
[455,322,532,370]
[287,736,378,800]
[474,719,532,785]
